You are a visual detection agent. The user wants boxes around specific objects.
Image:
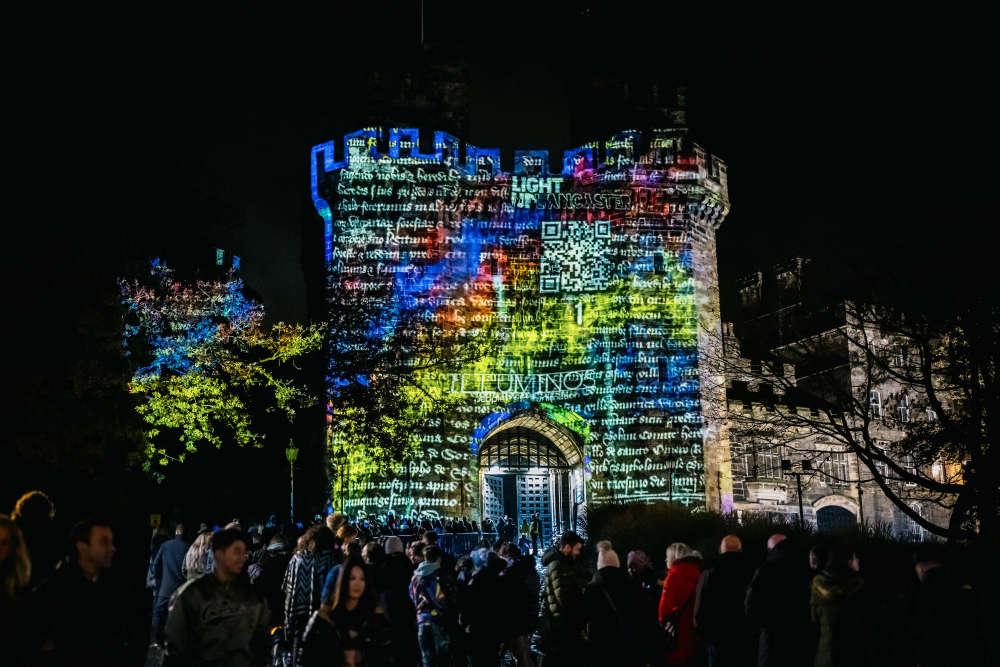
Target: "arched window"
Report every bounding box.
[898,395,911,423]
[870,390,883,419]
[907,503,924,541]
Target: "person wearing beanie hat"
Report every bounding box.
[597,547,620,570]
[584,538,643,665]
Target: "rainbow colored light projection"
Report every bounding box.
[312,127,729,520]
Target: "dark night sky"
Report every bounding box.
[7,1,998,361]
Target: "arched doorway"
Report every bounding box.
[477,409,585,545]
[816,505,856,533]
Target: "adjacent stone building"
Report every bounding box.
[724,259,952,539]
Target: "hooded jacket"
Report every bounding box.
[659,555,702,665]
[809,568,866,667]
[409,560,453,626]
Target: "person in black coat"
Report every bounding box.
[745,534,815,667]
[150,524,190,646]
[498,542,540,666]
[694,534,756,667]
[583,543,642,667]
[33,517,141,666]
[903,545,988,667]
[460,548,505,666]
[626,549,664,664]
[247,533,291,622]
[379,536,418,666]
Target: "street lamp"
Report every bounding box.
[665,453,678,503]
[285,441,299,522]
[781,458,812,528]
[330,446,348,513]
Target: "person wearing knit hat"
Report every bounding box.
[584,538,643,665]
[597,547,620,570]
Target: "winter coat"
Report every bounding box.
[630,566,665,662]
[460,558,505,643]
[694,550,755,660]
[659,555,702,665]
[378,552,416,625]
[745,540,815,667]
[33,564,139,666]
[300,605,384,667]
[584,566,643,666]
[152,536,190,599]
[541,547,586,640]
[282,550,335,640]
[164,572,268,667]
[248,540,291,618]
[409,560,454,627]
[499,554,540,637]
[299,612,340,667]
[809,568,867,667]
[903,565,988,667]
[379,552,418,665]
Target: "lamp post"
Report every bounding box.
[285,441,299,522]
[665,453,678,503]
[781,458,812,528]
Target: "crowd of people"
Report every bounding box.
[0,488,991,666]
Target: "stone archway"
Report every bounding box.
[813,494,860,516]
[813,494,859,532]
[476,407,586,544]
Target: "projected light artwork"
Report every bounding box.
[312,126,730,534]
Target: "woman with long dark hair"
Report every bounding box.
[300,557,379,666]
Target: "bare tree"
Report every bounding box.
[708,298,998,545]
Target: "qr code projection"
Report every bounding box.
[540,220,612,293]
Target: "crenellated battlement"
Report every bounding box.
[311,126,728,217]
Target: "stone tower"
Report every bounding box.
[311,122,732,527]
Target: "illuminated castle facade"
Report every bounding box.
[311,126,732,538]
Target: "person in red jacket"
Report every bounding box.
[659,542,703,666]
